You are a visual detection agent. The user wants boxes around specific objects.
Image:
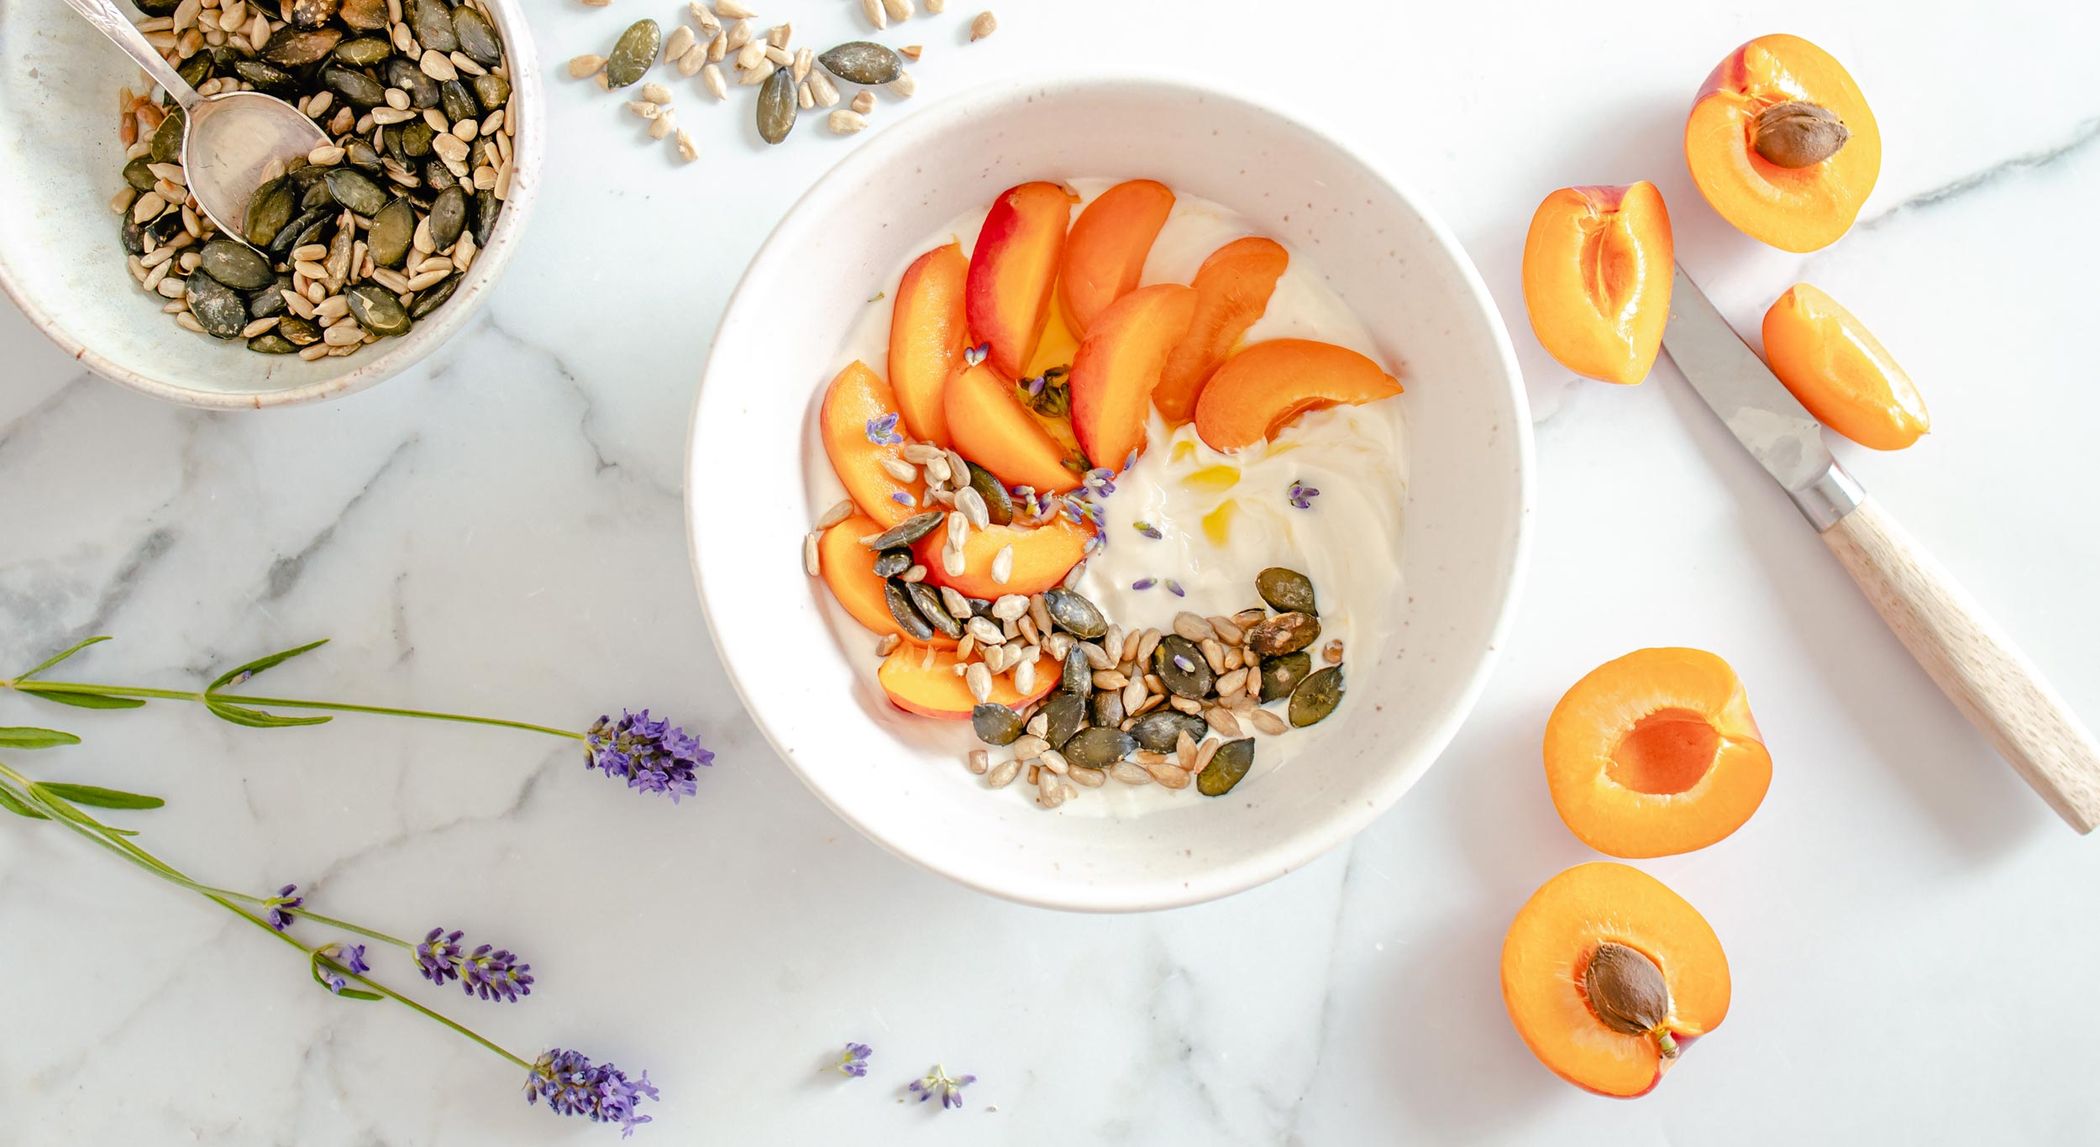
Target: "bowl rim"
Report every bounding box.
[686,71,1534,911]
[0,0,545,410]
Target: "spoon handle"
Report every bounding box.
[60,0,202,112]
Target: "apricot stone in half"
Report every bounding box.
[1502,862,1730,1098]
[1762,283,1928,450]
[1544,648,1772,858]
[1521,182,1673,385]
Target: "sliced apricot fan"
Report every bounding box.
[1544,647,1772,858]
[1521,182,1673,385]
[1155,236,1289,423]
[1686,34,1881,253]
[1059,178,1176,337]
[1193,339,1402,452]
[1068,283,1197,471]
[817,515,956,648]
[1501,862,1730,1098]
[878,643,1057,719]
[820,360,926,528]
[944,360,1081,494]
[888,242,970,447]
[966,181,1076,379]
[915,516,1092,600]
[1762,283,1928,451]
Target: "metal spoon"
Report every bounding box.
[64,0,328,245]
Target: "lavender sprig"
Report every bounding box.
[908,1064,976,1110]
[528,1048,660,1137]
[585,710,713,803]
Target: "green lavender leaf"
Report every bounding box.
[0,727,82,749]
[204,698,331,728]
[0,784,49,820]
[13,686,146,710]
[13,635,112,681]
[25,785,139,835]
[36,783,165,810]
[310,951,382,1001]
[207,639,330,694]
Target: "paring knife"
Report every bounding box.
[1662,264,2100,833]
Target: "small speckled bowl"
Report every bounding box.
[0,0,542,408]
[689,76,1532,912]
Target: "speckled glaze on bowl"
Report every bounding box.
[0,0,542,408]
[688,76,1532,912]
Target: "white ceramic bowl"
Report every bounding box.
[0,0,542,408]
[688,76,1531,912]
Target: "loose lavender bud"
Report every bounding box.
[863,411,903,446]
[265,884,304,931]
[908,1064,975,1110]
[835,1042,873,1078]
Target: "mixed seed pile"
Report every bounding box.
[566,0,996,163]
[111,0,517,358]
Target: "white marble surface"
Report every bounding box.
[4,1,2099,1142]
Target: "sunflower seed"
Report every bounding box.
[702,64,729,99]
[991,546,1014,585]
[1248,708,1288,735]
[1069,766,1105,788]
[816,498,856,528]
[803,531,822,575]
[1173,612,1215,642]
[1204,707,1243,737]
[966,749,989,775]
[827,109,867,134]
[966,616,1005,646]
[875,633,900,656]
[987,759,1019,788]
[1323,639,1345,665]
[1038,747,1068,775]
[970,10,997,40]
[1013,656,1036,695]
[1147,763,1190,789]
[1109,762,1151,785]
[1211,616,1245,645]
[964,663,993,704]
[851,89,876,115]
[858,0,884,29]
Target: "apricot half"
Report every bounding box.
[820,360,926,528]
[878,643,1057,719]
[914,517,1092,600]
[1192,339,1402,452]
[1762,283,1928,450]
[1521,183,1673,385]
[1545,648,1772,858]
[818,515,957,648]
[966,181,1075,379]
[1501,862,1730,1098]
[1155,236,1289,423]
[1069,283,1197,470]
[1686,34,1881,252]
[1059,179,1176,337]
[944,361,1081,494]
[889,242,970,447]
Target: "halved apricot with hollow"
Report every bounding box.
[1521,183,1673,385]
[1155,236,1288,424]
[878,642,1057,719]
[1192,339,1402,452]
[966,181,1076,379]
[1544,648,1772,858]
[1502,862,1730,1098]
[817,515,956,648]
[889,242,970,447]
[820,360,926,528]
[1762,283,1927,450]
[1069,283,1197,470]
[1686,34,1880,252]
[1059,179,1176,338]
[915,517,1092,600]
[944,360,1081,494]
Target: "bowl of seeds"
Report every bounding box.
[0,0,542,408]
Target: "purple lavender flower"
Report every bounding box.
[527,1048,659,1138]
[1131,577,1156,591]
[1022,373,1048,397]
[835,1042,873,1078]
[890,491,916,508]
[460,942,535,1003]
[265,884,303,931]
[908,1064,975,1111]
[584,709,715,804]
[864,412,903,446]
[319,942,370,993]
[1084,467,1117,496]
[1121,450,1137,472]
[1133,521,1163,540]
[964,342,989,367]
[417,927,465,986]
[1165,579,1185,597]
[1288,480,1320,510]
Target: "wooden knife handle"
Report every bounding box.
[1822,497,2100,833]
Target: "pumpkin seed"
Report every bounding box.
[367,197,416,268]
[756,65,797,144]
[472,188,500,245]
[864,511,944,550]
[1288,666,1344,727]
[331,36,392,66]
[452,7,503,66]
[903,582,963,640]
[605,19,662,88]
[872,548,912,578]
[243,178,295,245]
[819,41,903,84]
[971,703,1024,746]
[1041,587,1106,639]
[410,0,458,53]
[1062,727,1136,770]
[1129,710,1206,753]
[1258,651,1311,702]
[1042,692,1086,748]
[122,156,159,192]
[197,239,273,289]
[276,315,323,346]
[129,0,179,15]
[1059,644,1091,696]
[965,463,1013,526]
[1197,738,1254,796]
[344,138,385,170]
[232,58,298,96]
[267,206,331,260]
[471,71,511,114]
[247,276,293,318]
[881,580,933,640]
[150,109,185,164]
[323,63,387,106]
[247,332,297,354]
[1256,567,1318,615]
[339,0,387,31]
[344,284,411,336]
[185,274,248,338]
[440,78,479,125]
[1090,689,1124,728]
[398,120,434,159]
[263,26,342,67]
[427,185,468,250]
[1246,611,1321,657]
[1153,634,1215,699]
[387,57,441,107]
[322,167,387,216]
[407,274,461,319]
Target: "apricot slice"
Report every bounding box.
[888,242,970,446]
[1521,183,1673,385]
[877,643,1057,719]
[1544,648,1772,858]
[1069,284,1197,470]
[1059,179,1176,337]
[1762,283,1928,450]
[1192,339,1402,452]
[816,515,957,648]
[914,517,1092,600]
[820,360,926,528]
[1686,34,1881,253]
[944,360,1081,494]
[1501,862,1730,1098]
[1155,236,1289,423]
[966,181,1075,379]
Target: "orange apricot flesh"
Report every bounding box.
[1059,178,1176,337]
[1501,862,1730,1098]
[1544,648,1771,858]
[966,181,1076,379]
[817,515,956,648]
[1155,236,1288,424]
[1762,283,1928,450]
[1686,34,1881,253]
[820,360,926,528]
[878,643,1057,719]
[914,516,1092,601]
[1192,339,1402,452]
[1521,183,1673,385]
[944,361,1081,494]
[888,242,970,447]
[1068,283,1197,471]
